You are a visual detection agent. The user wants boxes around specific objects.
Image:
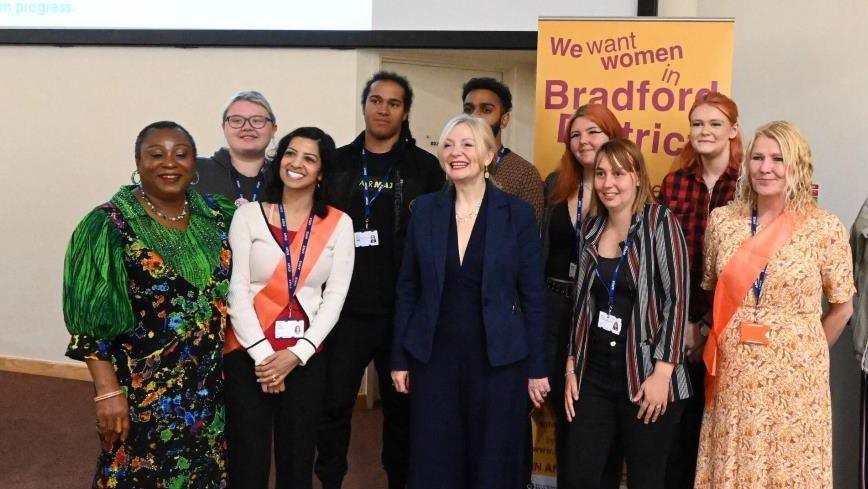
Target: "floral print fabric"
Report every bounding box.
[64,188,232,488]
[695,204,855,489]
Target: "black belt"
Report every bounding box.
[546,277,575,299]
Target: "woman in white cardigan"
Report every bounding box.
[225,127,355,489]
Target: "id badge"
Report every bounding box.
[739,321,770,346]
[354,230,380,248]
[568,262,578,279]
[597,311,622,335]
[275,319,305,339]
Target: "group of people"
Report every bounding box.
[62,69,862,489]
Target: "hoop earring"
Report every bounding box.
[191,171,200,186]
[130,170,141,185]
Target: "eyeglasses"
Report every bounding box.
[224,115,273,129]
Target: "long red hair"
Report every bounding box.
[551,104,624,204]
[676,92,743,170]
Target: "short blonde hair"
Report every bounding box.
[437,114,496,174]
[734,120,815,212]
[588,138,653,216]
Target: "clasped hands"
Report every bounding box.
[255,349,301,394]
[390,370,551,409]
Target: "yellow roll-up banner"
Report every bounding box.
[533,18,734,190]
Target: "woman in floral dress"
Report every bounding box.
[63,121,233,488]
[696,120,855,489]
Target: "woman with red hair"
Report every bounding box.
[657,92,742,489]
[541,103,625,487]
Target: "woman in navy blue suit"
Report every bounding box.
[390,114,549,489]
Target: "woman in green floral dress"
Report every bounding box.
[63,121,234,488]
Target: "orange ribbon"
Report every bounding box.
[703,211,800,407]
[225,208,343,354]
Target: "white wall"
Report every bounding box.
[0,46,362,363]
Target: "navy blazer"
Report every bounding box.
[391,184,547,378]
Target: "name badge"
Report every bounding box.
[354,230,380,248]
[597,311,622,335]
[739,321,770,346]
[568,262,578,279]
[275,319,305,339]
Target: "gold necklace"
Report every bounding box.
[455,202,481,224]
[140,189,189,222]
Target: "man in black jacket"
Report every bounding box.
[316,71,445,489]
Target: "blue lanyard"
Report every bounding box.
[594,237,634,314]
[572,184,584,261]
[494,146,509,169]
[751,208,768,305]
[277,203,315,316]
[361,149,393,229]
[233,165,266,203]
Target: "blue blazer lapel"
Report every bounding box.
[482,184,509,292]
[430,190,452,299]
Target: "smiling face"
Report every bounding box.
[594,153,639,215]
[222,100,276,158]
[136,128,196,200]
[439,122,493,184]
[570,116,611,167]
[748,135,787,202]
[689,103,738,161]
[279,137,322,193]
[363,80,408,142]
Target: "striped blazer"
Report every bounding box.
[568,202,692,401]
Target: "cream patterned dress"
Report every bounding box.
[695,204,855,489]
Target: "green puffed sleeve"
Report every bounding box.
[203,193,237,222]
[63,208,135,360]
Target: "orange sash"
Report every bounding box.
[224,206,343,353]
[702,211,800,408]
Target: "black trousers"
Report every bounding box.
[562,360,683,489]
[315,312,410,489]
[224,349,326,489]
[538,287,572,487]
[664,360,705,489]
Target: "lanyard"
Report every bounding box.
[361,149,393,229]
[594,238,634,314]
[278,203,315,316]
[494,146,510,169]
[232,165,266,203]
[572,184,584,261]
[750,208,768,306]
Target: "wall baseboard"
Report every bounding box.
[0,355,91,382]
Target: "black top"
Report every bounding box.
[325,131,445,315]
[436,191,488,342]
[545,202,576,279]
[344,149,398,313]
[194,148,270,203]
[587,254,635,375]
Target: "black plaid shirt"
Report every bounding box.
[658,160,738,320]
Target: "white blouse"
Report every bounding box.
[228,202,355,365]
